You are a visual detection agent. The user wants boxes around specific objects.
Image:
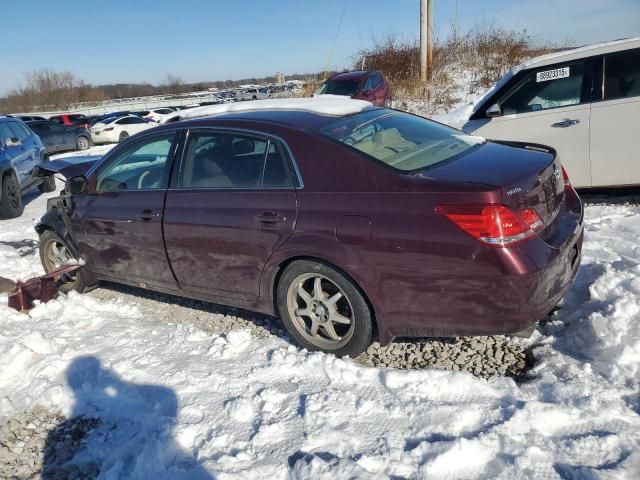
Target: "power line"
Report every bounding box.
[323,0,349,79]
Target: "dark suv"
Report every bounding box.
[27,120,92,153]
[315,70,392,106]
[0,117,55,218]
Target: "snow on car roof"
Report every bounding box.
[160,96,374,124]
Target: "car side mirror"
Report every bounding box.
[5,137,21,147]
[65,176,88,195]
[486,103,502,117]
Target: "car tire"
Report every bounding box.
[119,131,129,142]
[276,260,373,357]
[76,136,90,151]
[252,95,257,100]
[0,172,24,219]
[38,174,57,193]
[38,229,92,294]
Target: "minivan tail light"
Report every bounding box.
[435,204,543,246]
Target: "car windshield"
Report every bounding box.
[316,110,485,172]
[316,79,360,97]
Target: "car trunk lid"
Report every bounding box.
[425,140,564,241]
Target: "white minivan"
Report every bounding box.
[460,37,640,188]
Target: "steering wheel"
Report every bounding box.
[138,170,151,190]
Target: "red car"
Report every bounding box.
[316,70,392,107]
[35,101,583,357]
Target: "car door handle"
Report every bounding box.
[255,212,285,224]
[551,119,580,128]
[138,209,160,222]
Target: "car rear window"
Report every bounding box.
[316,110,485,172]
[316,80,360,97]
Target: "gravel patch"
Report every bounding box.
[89,283,531,378]
[0,407,100,480]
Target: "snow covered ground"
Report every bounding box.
[1,174,639,478]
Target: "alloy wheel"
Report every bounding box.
[77,136,89,150]
[42,238,77,284]
[286,273,355,349]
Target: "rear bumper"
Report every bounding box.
[376,190,584,343]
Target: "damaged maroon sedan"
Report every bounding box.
[35,100,583,357]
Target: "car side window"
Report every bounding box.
[604,49,640,100]
[363,77,374,91]
[179,131,292,189]
[95,134,176,193]
[0,124,14,144]
[498,61,585,114]
[50,123,65,133]
[7,122,30,141]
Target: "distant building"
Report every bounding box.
[276,72,285,85]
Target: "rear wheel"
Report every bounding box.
[119,131,129,142]
[0,172,24,219]
[277,260,373,357]
[39,229,91,293]
[76,136,90,151]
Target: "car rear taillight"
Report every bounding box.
[561,166,572,190]
[435,204,544,246]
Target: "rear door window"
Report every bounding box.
[498,61,585,114]
[179,131,292,189]
[604,49,640,100]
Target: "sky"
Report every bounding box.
[1,0,638,95]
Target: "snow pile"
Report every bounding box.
[160,96,374,124]
[1,182,640,478]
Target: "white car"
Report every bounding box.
[91,115,156,144]
[144,108,176,123]
[457,37,640,188]
[237,88,271,101]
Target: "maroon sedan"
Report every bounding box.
[35,102,583,357]
[315,70,392,107]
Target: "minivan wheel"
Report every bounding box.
[119,131,129,142]
[39,229,90,293]
[76,136,90,151]
[277,260,373,357]
[0,172,24,219]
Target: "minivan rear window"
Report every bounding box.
[317,110,484,172]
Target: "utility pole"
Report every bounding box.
[420,0,433,82]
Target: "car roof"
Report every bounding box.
[329,70,377,81]
[516,37,640,71]
[161,97,378,130]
